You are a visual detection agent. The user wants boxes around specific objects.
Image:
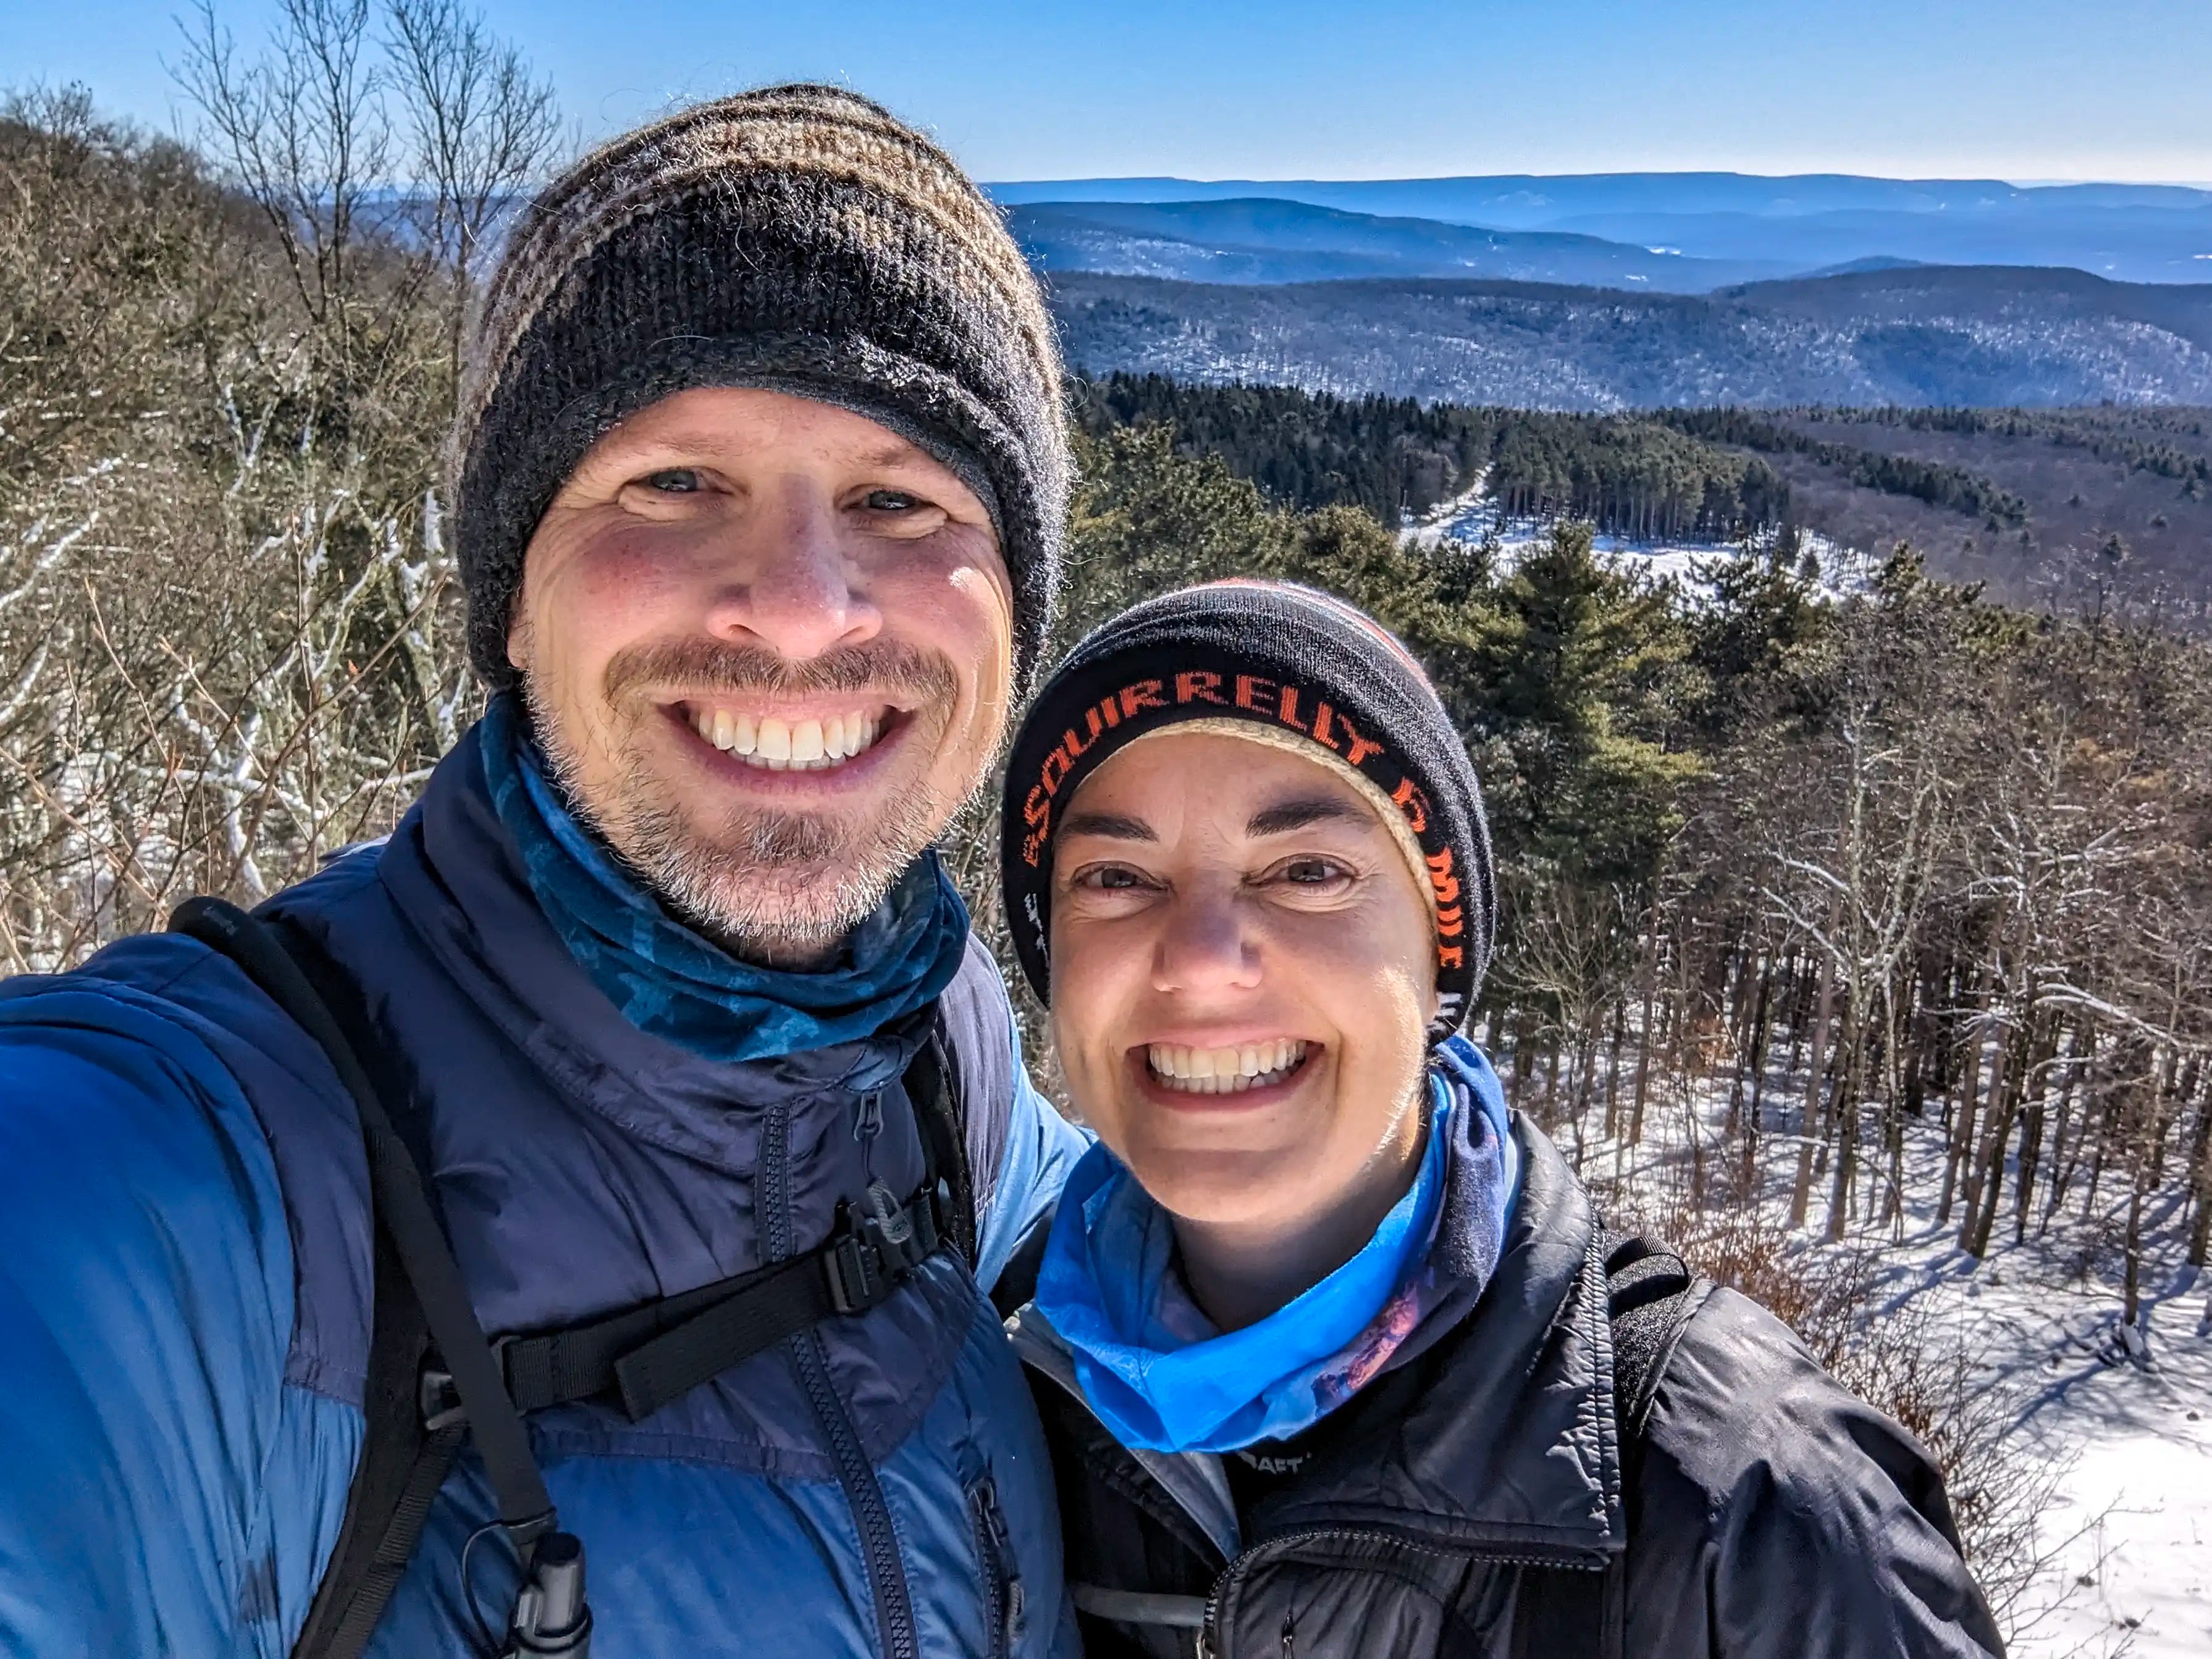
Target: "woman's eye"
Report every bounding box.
[863,489,922,511]
[642,468,700,494]
[1279,858,1347,885]
[1076,864,1146,891]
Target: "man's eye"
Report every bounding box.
[642,468,700,494]
[863,489,922,511]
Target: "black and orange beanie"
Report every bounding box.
[999,581,1495,1043]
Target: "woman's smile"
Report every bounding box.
[1135,1038,1317,1104]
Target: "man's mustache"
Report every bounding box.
[605,639,959,704]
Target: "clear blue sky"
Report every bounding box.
[7,0,2210,184]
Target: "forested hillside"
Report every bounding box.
[1076,374,2212,620]
[1050,268,2212,410]
[1008,197,1776,290]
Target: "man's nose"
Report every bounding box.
[1152,886,1263,995]
[704,484,881,660]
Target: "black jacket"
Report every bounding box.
[1014,1119,2004,1659]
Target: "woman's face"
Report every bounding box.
[1048,731,1439,1236]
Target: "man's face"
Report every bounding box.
[510,386,1015,962]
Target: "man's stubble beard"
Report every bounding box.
[524,639,991,966]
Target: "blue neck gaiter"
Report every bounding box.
[1035,1050,1514,1453]
[477,694,972,1064]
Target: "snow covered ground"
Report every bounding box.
[1400,481,1873,598]
[1864,1190,2212,1659]
[1507,1059,2210,1659]
[1777,1174,2212,1657]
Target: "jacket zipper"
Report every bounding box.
[1196,1527,1606,1659]
[768,1097,921,1659]
[968,1473,1027,1659]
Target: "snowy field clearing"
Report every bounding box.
[1400,482,1872,598]
[1481,1040,2211,1659]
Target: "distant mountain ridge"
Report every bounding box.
[991,172,2212,287]
[1046,265,2212,411]
[1007,198,1786,292]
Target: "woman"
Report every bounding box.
[998,581,2001,1659]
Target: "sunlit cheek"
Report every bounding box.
[568,528,705,622]
[948,560,1016,732]
[1050,921,1146,1138]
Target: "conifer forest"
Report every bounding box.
[3,9,2209,1648]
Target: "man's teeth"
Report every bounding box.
[693,708,883,771]
[1146,1040,1309,1095]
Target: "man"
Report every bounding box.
[0,86,1084,1658]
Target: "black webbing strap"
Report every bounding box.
[1511,1228,1698,1659]
[298,1202,466,1659]
[486,1178,953,1422]
[909,1029,978,1264]
[1596,1227,1697,1509]
[169,899,560,1656]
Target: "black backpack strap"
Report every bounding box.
[1596,1227,1699,1506]
[909,1022,978,1265]
[1513,1227,1699,1659]
[169,899,589,1659]
[490,1174,954,1421]
[479,1028,963,1422]
[916,970,1066,1318]
[296,1208,463,1658]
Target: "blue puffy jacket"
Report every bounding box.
[0,723,1087,1658]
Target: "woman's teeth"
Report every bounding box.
[1146,1040,1308,1095]
[692,707,883,771]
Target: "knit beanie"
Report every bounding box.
[1001,581,1495,1043]
[454,85,1070,691]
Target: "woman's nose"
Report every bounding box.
[1151,888,1263,995]
[704,484,881,660]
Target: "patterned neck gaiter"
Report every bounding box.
[478,694,971,1064]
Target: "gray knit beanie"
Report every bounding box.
[455,85,1070,691]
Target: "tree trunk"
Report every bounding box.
[2013,1030,2066,1245]
[1962,1018,2020,1257]
[1788,944,1839,1230]
[1628,921,1660,1148]
[1741,964,1775,1196]
[2185,1075,2212,1269]
[1941,992,1990,1227]
[1827,1003,1865,1241]
[1603,998,1626,1141]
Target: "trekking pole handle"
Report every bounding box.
[508,1529,592,1657]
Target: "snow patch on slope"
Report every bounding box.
[1400,477,1872,600]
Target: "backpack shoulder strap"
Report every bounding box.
[906,1020,977,1267]
[1512,1227,1700,1659]
[1596,1227,1699,1504]
[168,898,578,1659]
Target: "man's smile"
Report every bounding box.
[677,700,894,771]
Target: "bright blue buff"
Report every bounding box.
[1038,1075,1472,1453]
[478,693,972,1062]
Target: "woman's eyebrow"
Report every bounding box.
[1247,796,1369,837]
[1059,810,1157,842]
